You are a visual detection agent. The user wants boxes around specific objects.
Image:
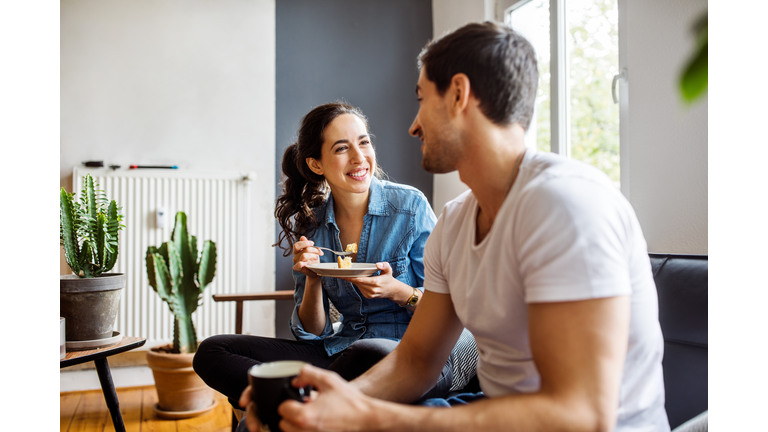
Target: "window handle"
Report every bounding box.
[612,70,626,104]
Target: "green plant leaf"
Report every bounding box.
[79,242,94,278]
[158,242,169,266]
[680,42,707,102]
[198,240,217,289]
[680,13,707,103]
[167,241,182,296]
[84,175,98,223]
[172,212,197,288]
[94,213,106,276]
[149,211,216,353]
[189,234,198,271]
[147,251,174,310]
[146,246,159,289]
[63,174,122,278]
[60,188,80,275]
[103,200,121,272]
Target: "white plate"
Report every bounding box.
[306,263,378,277]
[66,331,123,350]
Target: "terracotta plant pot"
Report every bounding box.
[146,344,216,419]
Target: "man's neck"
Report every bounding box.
[456,123,527,242]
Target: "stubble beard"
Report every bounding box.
[421,130,462,174]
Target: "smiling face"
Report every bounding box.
[409,68,463,174]
[306,113,376,197]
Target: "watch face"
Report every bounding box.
[407,292,419,306]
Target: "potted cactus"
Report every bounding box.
[145,211,218,418]
[60,174,125,343]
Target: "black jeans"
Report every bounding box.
[193,334,453,405]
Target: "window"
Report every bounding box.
[504,0,622,189]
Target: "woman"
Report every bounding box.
[194,102,457,405]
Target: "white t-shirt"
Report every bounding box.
[425,150,669,432]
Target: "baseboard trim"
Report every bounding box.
[60,366,155,392]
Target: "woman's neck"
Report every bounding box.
[331,188,369,222]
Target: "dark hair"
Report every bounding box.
[273,102,384,256]
[418,21,538,129]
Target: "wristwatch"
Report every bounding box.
[405,288,420,307]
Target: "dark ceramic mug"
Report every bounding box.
[248,361,310,432]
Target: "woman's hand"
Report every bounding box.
[294,235,327,335]
[340,262,413,306]
[293,236,323,279]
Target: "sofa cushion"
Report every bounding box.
[650,254,708,429]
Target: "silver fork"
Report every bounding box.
[314,246,355,256]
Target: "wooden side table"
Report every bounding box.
[60,337,147,432]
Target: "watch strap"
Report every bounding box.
[405,288,420,307]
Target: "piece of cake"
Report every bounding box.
[345,243,358,253]
[337,256,353,269]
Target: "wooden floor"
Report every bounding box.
[60,385,235,432]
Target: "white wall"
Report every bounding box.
[429,0,482,215]
[60,0,277,336]
[624,0,707,254]
[430,0,707,254]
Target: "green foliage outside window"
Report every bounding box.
[528,0,620,186]
[568,0,620,185]
[528,1,705,187]
[535,59,552,154]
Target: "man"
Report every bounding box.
[241,21,669,432]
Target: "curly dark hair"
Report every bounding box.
[273,102,384,256]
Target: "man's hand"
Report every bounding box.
[340,262,412,305]
[278,364,377,432]
[239,384,266,432]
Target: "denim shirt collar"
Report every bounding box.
[322,177,389,229]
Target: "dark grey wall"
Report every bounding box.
[274,0,434,338]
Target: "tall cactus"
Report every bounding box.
[146,212,217,354]
[60,174,124,278]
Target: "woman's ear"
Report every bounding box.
[306,157,323,176]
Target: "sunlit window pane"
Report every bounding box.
[567,0,620,186]
[506,0,550,153]
[508,0,620,187]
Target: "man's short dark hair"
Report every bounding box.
[418,21,538,129]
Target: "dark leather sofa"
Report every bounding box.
[650,253,708,429]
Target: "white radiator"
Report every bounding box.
[73,168,259,345]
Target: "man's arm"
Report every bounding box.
[240,290,463,432]
[278,295,630,432]
[352,290,465,402]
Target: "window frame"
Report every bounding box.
[497,0,629,197]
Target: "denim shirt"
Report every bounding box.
[289,177,436,355]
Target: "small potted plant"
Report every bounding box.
[145,211,217,419]
[60,174,125,343]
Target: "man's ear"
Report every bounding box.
[306,158,323,176]
[447,73,472,116]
